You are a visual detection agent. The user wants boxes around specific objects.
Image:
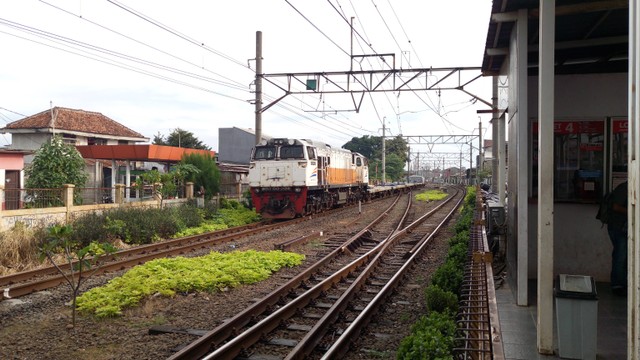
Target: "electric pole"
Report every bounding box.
[255,31,263,145]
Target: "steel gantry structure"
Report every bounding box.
[252,31,492,144]
[403,134,480,184]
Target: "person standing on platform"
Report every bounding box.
[607,181,628,296]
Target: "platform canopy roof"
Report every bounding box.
[482,0,628,76]
[75,144,215,162]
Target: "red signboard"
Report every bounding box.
[613,119,628,133]
[533,120,627,134]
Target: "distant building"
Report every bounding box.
[217,127,270,165]
[216,127,272,199]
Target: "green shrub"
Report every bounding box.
[448,230,469,247]
[397,312,456,360]
[446,242,468,266]
[431,259,464,296]
[454,212,473,234]
[71,212,110,247]
[425,285,458,314]
[201,200,219,219]
[170,205,204,229]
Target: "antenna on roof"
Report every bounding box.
[49,101,55,132]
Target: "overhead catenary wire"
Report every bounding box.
[37,0,368,140]
[0,28,249,103]
[106,0,248,69]
[0,11,369,143]
[38,0,248,89]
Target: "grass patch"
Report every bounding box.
[76,250,305,317]
[415,189,448,202]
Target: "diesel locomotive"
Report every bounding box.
[248,138,421,219]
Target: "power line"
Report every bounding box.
[0,18,248,92]
[106,0,248,69]
[284,0,350,57]
[38,0,249,89]
[0,28,249,102]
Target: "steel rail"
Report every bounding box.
[166,194,404,360]
[1,218,314,300]
[199,194,414,360]
[321,187,466,359]
[0,221,272,288]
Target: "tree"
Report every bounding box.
[39,225,116,327]
[153,128,211,150]
[343,135,408,163]
[386,135,409,164]
[384,153,406,181]
[181,152,220,198]
[343,135,381,159]
[25,135,88,189]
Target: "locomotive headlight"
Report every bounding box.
[288,139,295,145]
[249,162,255,169]
[298,161,307,168]
[294,187,302,193]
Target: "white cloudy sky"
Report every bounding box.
[0,0,493,159]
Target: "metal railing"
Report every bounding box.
[3,188,65,209]
[453,193,505,360]
[74,187,115,205]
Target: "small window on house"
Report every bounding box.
[62,134,76,145]
[118,140,128,145]
[88,137,107,145]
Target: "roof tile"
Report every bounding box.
[2,107,147,139]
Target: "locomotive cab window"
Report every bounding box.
[253,146,276,160]
[280,145,305,159]
[307,147,316,159]
[356,157,362,166]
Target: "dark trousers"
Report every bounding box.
[608,225,628,289]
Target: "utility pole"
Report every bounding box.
[381,119,386,184]
[460,151,463,185]
[478,119,483,172]
[407,146,411,181]
[255,31,263,145]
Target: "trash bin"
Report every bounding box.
[554,274,598,359]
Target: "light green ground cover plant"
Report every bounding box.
[415,189,448,202]
[76,250,304,317]
[172,206,261,237]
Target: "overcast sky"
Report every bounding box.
[0,0,493,159]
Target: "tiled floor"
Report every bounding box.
[495,279,627,359]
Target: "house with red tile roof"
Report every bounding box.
[0,107,150,191]
[1,107,148,156]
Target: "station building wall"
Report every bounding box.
[524,72,627,281]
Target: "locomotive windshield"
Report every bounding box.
[279,145,305,159]
[253,146,276,160]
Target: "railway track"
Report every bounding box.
[166,186,465,359]
[0,189,410,301]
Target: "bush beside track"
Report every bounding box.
[396,186,476,359]
[0,199,260,275]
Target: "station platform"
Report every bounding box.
[496,279,627,359]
